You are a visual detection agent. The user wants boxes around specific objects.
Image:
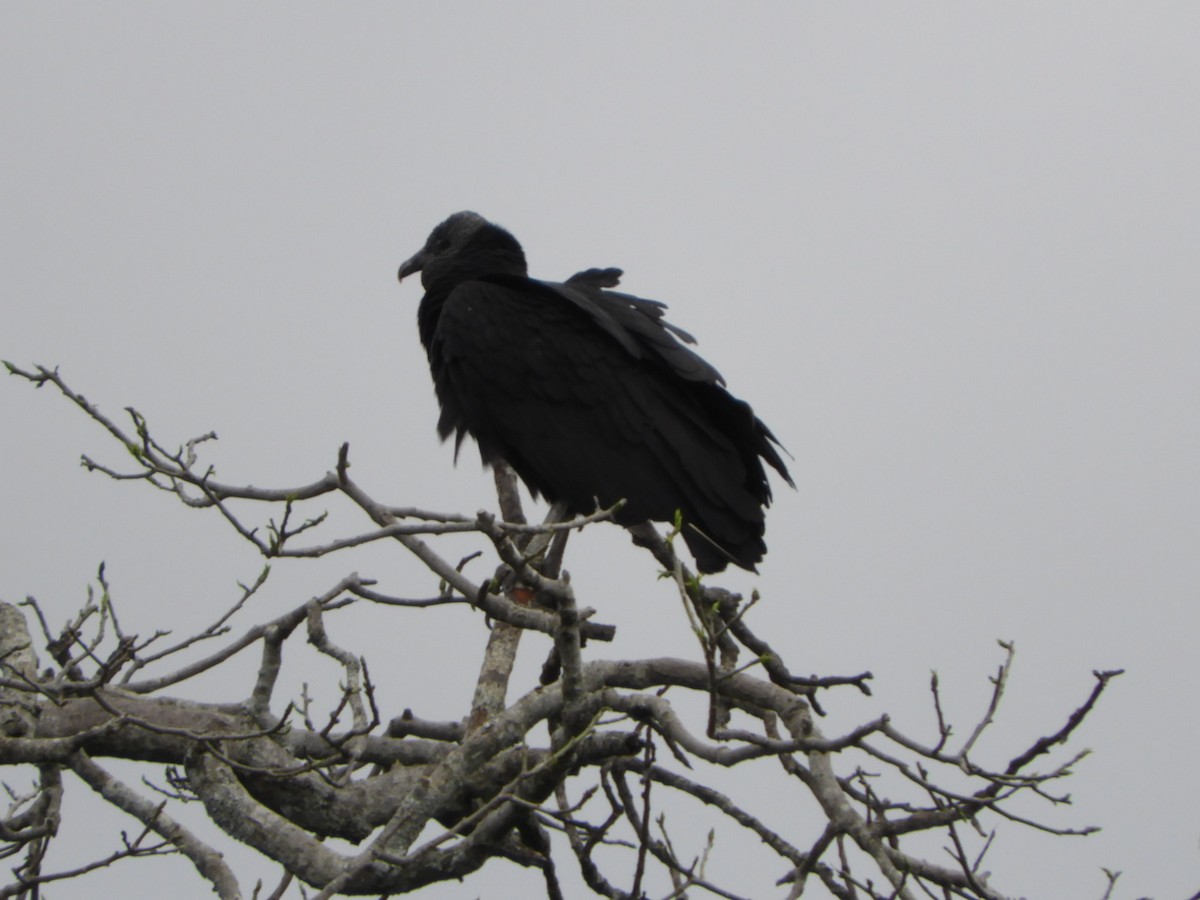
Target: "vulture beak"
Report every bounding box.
[397,250,426,283]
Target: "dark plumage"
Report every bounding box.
[397,211,792,573]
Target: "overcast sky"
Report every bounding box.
[2,5,1198,898]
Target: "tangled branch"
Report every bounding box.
[0,362,1122,899]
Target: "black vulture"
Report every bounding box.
[397,211,792,573]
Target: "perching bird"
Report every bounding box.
[397,212,792,573]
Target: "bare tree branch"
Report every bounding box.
[0,362,1126,899]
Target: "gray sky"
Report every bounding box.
[2,4,1198,897]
